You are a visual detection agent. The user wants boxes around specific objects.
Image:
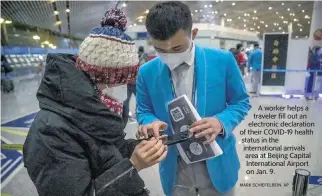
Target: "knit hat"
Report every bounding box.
[75,8,139,116]
[76,8,139,85]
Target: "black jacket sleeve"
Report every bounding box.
[23,123,147,196]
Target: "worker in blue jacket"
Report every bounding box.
[136,2,251,196]
[248,43,263,94]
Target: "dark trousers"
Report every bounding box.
[123,83,136,123]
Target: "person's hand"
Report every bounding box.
[130,138,168,171]
[136,121,168,139]
[189,117,223,143]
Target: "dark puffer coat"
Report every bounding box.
[23,54,149,196]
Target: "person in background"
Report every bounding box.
[123,46,149,122]
[248,43,263,94]
[236,43,247,75]
[23,8,167,196]
[136,1,251,196]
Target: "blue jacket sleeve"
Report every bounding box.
[215,52,251,139]
[136,68,159,125]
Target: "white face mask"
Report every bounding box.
[100,84,127,103]
[157,40,193,70]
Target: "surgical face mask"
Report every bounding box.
[157,40,193,70]
[99,84,127,103]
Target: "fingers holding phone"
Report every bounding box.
[130,137,168,171]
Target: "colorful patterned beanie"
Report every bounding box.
[76,8,139,85]
[75,8,139,116]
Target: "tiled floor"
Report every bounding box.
[1,78,321,196]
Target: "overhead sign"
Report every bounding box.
[1,112,38,128]
[262,33,289,86]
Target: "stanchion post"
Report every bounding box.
[292,169,310,196]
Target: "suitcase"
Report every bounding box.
[1,79,14,93]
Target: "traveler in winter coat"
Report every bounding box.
[23,8,168,196]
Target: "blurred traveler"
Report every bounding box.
[248,43,263,94]
[236,43,247,75]
[1,55,14,93]
[123,46,149,122]
[307,46,322,94]
[136,2,250,196]
[23,8,167,196]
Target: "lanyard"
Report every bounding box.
[168,64,197,107]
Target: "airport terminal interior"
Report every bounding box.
[1,1,322,196]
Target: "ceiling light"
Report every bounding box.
[44,41,49,44]
[276,12,279,15]
[221,0,223,2]
[204,5,208,8]
[298,23,302,26]
[282,31,285,34]
[287,8,290,11]
[244,24,247,27]
[195,10,198,13]
[273,29,275,31]
[268,7,272,10]
[294,18,298,22]
[33,35,40,40]
[209,4,212,8]
[300,28,302,31]
[215,11,218,14]
[265,24,268,27]
[281,2,284,6]
[54,10,59,15]
[66,9,70,13]
[257,26,260,29]
[281,16,284,19]
[298,4,301,7]
[52,46,57,49]
[55,21,61,25]
[279,27,282,30]
[145,9,149,14]
[244,13,247,16]
[14,34,19,37]
[238,16,241,19]
[308,21,310,24]
[122,3,127,7]
[302,10,305,13]
[232,2,236,6]
[244,19,246,22]
[138,19,143,23]
[49,43,53,47]
[0,18,4,23]
[200,9,203,12]
[191,13,193,16]
[134,23,137,26]
[41,45,44,48]
[305,15,310,19]
[5,20,12,24]
[216,0,219,2]
[296,36,298,38]
[277,23,279,26]
[224,13,227,16]
[254,10,257,13]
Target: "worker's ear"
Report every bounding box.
[192,28,198,40]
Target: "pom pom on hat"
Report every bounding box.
[101,8,128,31]
[76,8,139,86]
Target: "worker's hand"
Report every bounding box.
[189,117,223,143]
[130,138,168,171]
[136,121,168,139]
